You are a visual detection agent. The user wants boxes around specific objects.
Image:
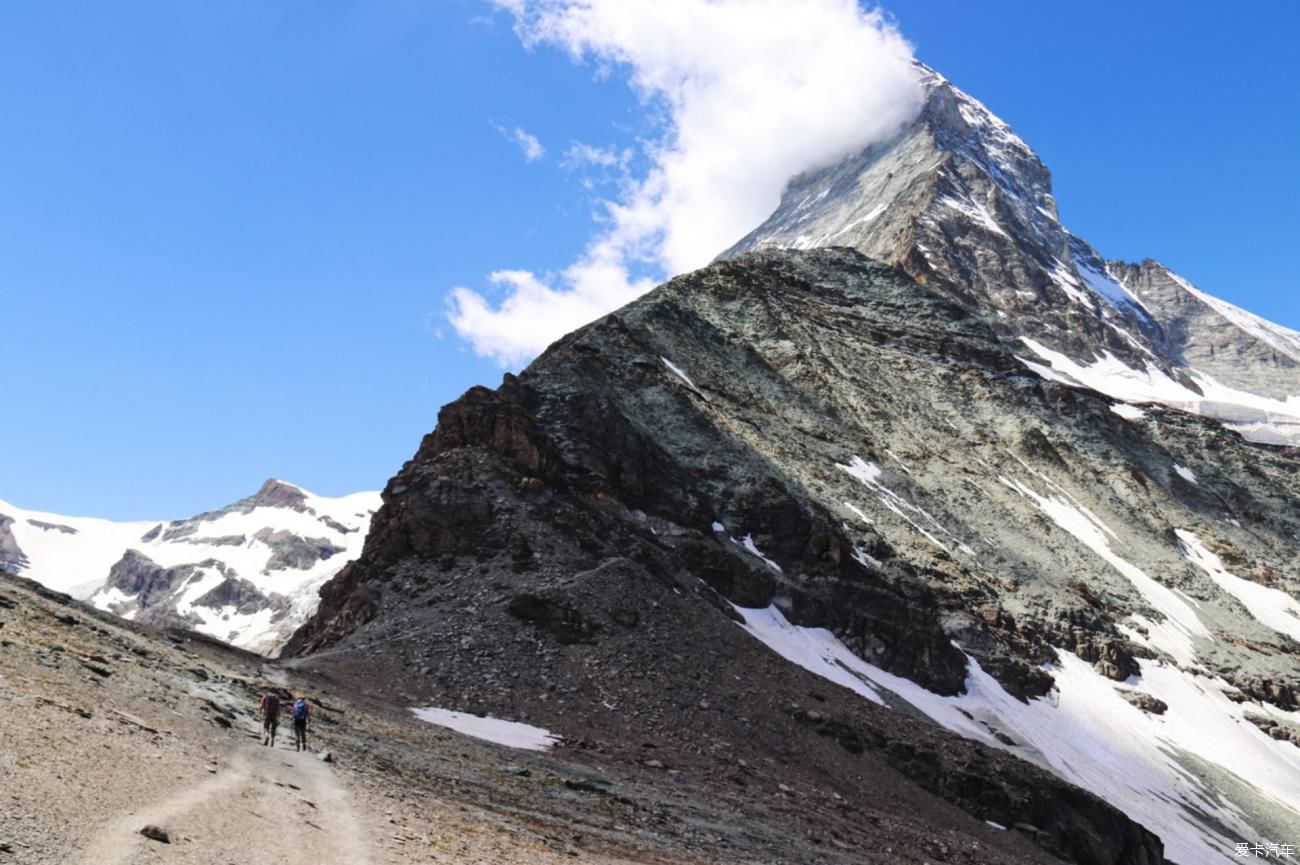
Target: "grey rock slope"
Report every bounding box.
[291,249,1300,864]
[724,65,1300,446]
[1109,259,1300,400]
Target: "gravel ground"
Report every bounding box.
[0,576,719,865]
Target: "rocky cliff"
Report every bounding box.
[290,246,1299,863]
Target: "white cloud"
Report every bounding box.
[562,141,633,171]
[495,123,546,162]
[453,0,922,367]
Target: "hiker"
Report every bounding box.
[258,690,282,747]
[291,696,311,752]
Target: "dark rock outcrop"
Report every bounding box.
[252,528,343,573]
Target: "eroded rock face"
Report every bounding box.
[105,550,180,608]
[1108,259,1300,402]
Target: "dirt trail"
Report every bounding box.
[74,740,370,865]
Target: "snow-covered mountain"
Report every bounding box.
[0,479,379,654]
[725,64,1300,447]
[284,66,1300,865]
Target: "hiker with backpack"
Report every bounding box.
[258,690,282,747]
[291,696,311,752]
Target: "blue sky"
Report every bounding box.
[3,1,1297,519]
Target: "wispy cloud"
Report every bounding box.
[454,0,922,367]
[562,141,633,171]
[494,122,546,162]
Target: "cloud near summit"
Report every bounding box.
[449,0,922,367]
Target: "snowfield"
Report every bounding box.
[0,482,379,654]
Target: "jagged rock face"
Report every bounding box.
[291,249,1300,863]
[0,481,379,655]
[724,66,1300,448]
[1110,259,1300,401]
[105,549,186,607]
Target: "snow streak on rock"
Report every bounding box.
[736,605,1300,865]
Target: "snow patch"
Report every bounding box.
[838,455,882,486]
[1110,403,1147,421]
[410,707,559,751]
[1047,259,1091,306]
[1000,476,1208,665]
[1018,338,1300,446]
[1014,355,1080,386]
[661,356,703,395]
[838,457,975,557]
[735,605,884,706]
[1178,530,1300,643]
[1174,465,1198,485]
[939,195,1007,238]
[734,604,1300,865]
[740,534,782,572]
[1075,256,1151,317]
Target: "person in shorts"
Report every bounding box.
[258,691,281,747]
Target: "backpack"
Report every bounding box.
[264,693,280,714]
[293,698,308,720]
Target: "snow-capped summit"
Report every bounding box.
[0,480,380,654]
[725,63,1300,445]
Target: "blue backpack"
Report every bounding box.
[292,698,308,720]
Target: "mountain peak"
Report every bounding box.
[723,67,1300,447]
[249,478,309,511]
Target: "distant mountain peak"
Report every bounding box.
[248,478,310,512]
[0,483,379,654]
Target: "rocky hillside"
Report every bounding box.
[0,480,378,653]
[284,246,1290,864]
